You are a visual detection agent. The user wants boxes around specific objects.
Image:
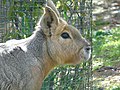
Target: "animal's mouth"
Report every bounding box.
[83,46,91,60]
[79,45,91,61]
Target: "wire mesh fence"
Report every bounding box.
[0,0,92,90]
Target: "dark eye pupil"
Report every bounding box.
[61,32,70,39]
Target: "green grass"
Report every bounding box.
[93,27,120,90]
[93,27,120,67]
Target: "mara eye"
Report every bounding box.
[61,32,71,39]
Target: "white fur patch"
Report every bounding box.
[83,46,91,60]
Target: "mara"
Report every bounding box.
[0,0,91,90]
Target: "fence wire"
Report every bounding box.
[0,0,93,90]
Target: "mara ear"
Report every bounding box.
[40,6,59,31]
[47,0,60,17]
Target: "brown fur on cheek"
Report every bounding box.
[63,46,85,65]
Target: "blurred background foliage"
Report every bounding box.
[2,0,45,40]
[93,28,120,66]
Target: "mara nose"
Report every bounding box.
[85,46,91,52]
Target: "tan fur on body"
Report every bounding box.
[0,0,91,90]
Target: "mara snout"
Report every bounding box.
[83,45,91,60]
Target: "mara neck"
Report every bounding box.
[26,29,58,79]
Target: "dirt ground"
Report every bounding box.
[93,65,120,90]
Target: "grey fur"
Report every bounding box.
[0,30,45,90]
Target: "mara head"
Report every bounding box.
[38,0,91,65]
